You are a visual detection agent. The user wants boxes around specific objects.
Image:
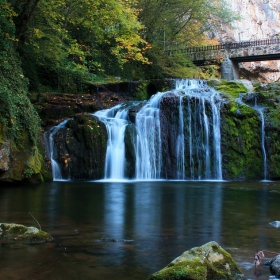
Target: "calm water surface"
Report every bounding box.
[0,181,280,280]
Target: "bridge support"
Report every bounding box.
[221,58,240,80]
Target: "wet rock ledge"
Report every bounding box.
[147,241,245,280]
[0,223,53,244]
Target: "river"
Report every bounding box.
[0,181,279,279]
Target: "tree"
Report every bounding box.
[136,0,239,78]
[8,0,150,90]
[0,0,40,144]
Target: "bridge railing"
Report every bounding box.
[167,38,280,53]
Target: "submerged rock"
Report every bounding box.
[0,223,53,244]
[147,241,245,280]
[269,221,280,228]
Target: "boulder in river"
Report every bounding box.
[0,223,53,244]
[147,241,245,280]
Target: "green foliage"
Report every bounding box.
[0,0,41,145]
[22,168,34,178]
[199,65,220,79]
[12,0,150,89]
[141,45,200,79]
[4,0,238,88]
[135,82,149,100]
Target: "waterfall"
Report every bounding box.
[255,107,267,180]
[135,91,167,180]
[45,119,69,181]
[176,96,185,179]
[93,102,139,180]
[175,79,223,180]
[48,79,224,181]
[88,79,224,180]
[236,94,268,180]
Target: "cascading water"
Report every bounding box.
[257,107,267,180]
[93,102,139,180]
[48,79,224,181]
[45,119,69,181]
[175,79,223,180]
[236,94,268,180]
[176,96,185,179]
[135,91,167,180]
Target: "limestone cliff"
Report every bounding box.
[216,0,280,82]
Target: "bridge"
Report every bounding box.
[166,38,280,80]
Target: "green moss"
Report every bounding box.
[221,101,263,180]
[1,223,53,244]
[135,81,149,100]
[215,80,248,99]
[148,260,207,280]
[148,254,241,280]
[148,242,243,280]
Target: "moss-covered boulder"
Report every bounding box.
[0,223,53,244]
[210,80,249,99]
[209,79,280,180]
[0,125,52,184]
[220,100,263,180]
[147,241,245,280]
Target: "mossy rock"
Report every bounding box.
[0,223,53,244]
[147,241,245,280]
[213,80,248,99]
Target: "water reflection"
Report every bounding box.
[104,183,125,239]
[0,181,279,280]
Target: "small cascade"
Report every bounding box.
[93,102,138,180]
[176,96,185,179]
[45,119,69,181]
[210,93,222,179]
[255,107,267,180]
[135,91,167,180]
[235,94,268,180]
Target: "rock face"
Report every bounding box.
[215,0,280,82]
[47,114,108,180]
[0,129,52,184]
[0,223,53,244]
[147,241,245,280]
[32,80,174,128]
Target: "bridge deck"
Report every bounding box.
[166,38,280,64]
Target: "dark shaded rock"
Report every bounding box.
[0,141,10,171]
[160,92,181,178]
[0,223,53,244]
[147,241,245,280]
[34,79,175,128]
[267,255,280,277]
[50,114,107,180]
[124,124,137,178]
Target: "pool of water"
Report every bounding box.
[0,181,279,279]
